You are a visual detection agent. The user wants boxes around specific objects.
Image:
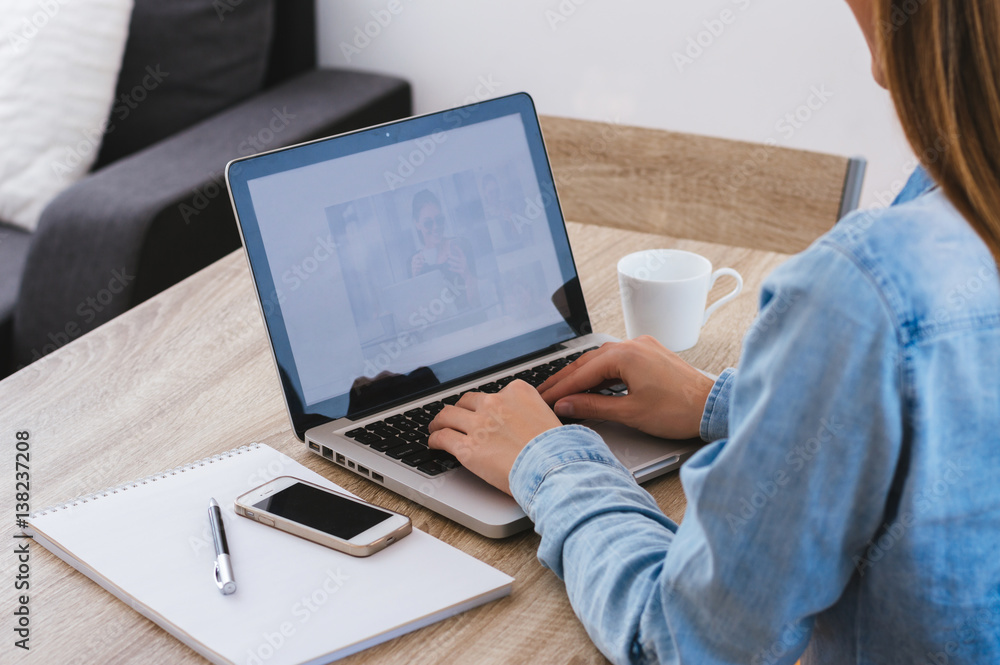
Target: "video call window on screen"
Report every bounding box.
[326,163,554,378]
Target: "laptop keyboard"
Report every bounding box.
[343,347,600,477]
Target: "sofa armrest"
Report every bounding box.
[13,68,410,367]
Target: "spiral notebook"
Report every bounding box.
[24,443,513,665]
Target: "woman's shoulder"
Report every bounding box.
[828,187,982,261]
[769,189,1000,344]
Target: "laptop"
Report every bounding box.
[226,93,704,538]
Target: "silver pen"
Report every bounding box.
[209,498,237,595]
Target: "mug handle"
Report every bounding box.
[702,268,744,326]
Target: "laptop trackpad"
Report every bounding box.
[584,419,704,481]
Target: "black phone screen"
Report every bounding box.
[254,482,393,540]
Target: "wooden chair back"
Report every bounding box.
[539,115,866,254]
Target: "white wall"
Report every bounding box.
[317,0,918,208]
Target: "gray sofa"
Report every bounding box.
[0,0,411,377]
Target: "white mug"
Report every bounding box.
[618,249,743,351]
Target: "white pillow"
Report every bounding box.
[0,0,134,232]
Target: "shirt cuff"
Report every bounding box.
[699,367,736,442]
[509,424,627,517]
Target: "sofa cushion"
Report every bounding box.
[0,0,134,232]
[94,0,275,169]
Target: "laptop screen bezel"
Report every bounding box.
[226,92,590,440]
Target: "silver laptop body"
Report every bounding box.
[226,93,703,538]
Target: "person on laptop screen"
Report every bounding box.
[409,189,478,309]
[428,1,1000,663]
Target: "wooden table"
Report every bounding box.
[1,221,791,664]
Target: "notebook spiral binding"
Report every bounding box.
[28,443,262,519]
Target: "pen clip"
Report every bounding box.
[214,560,225,591]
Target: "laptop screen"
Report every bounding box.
[227,93,589,437]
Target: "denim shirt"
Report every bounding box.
[509,168,1000,665]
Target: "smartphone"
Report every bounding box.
[234,476,411,557]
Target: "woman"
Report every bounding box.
[429,1,1000,663]
[408,188,478,308]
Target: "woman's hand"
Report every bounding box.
[446,242,469,276]
[411,252,427,276]
[428,380,562,495]
[538,336,715,440]
[427,337,715,494]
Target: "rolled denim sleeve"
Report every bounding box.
[510,425,681,663]
[509,240,904,665]
[700,367,736,442]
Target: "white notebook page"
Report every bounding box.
[26,444,513,665]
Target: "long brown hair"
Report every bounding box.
[875,0,1000,262]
